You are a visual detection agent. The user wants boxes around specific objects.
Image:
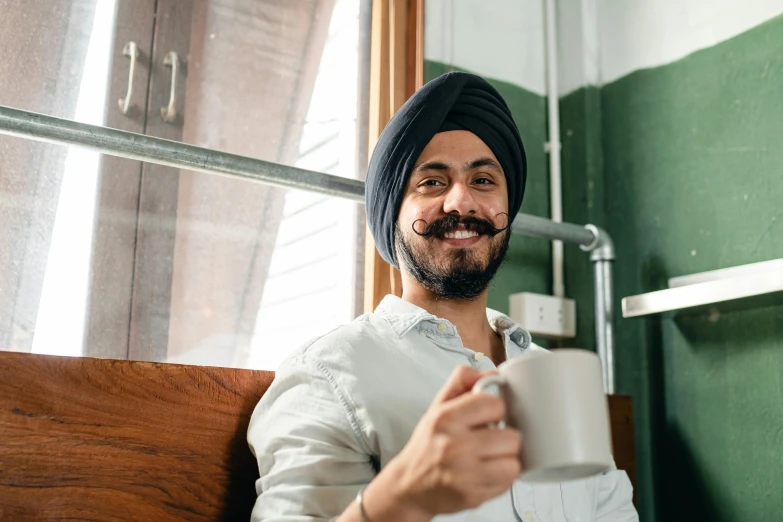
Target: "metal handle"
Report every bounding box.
[118,42,139,115]
[160,51,179,123]
[472,374,507,429]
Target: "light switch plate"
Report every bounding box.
[509,292,576,339]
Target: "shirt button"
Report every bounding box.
[473,352,484,362]
[525,512,534,521]
[437,323,448,332]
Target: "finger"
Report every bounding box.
[435,455,519,506]
[474,480,517,505]
[435,392,506,432]
[471,456,522,489]
[433,366,495,404]
[465,428,522,459]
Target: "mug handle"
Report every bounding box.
[472,374,507,429]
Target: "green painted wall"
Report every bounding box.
[430,12,783,522]
[560,86,605,353]
[425,61,553,347]
[600,14,783,522]
[552,14,783,522]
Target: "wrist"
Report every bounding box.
[362,460,432,522]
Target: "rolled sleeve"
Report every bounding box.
[248,354,376,522]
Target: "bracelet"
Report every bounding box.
[356,487,371,522]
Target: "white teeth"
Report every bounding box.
[445,230,479,239]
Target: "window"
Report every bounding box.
[0,0,371,369]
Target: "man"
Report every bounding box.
[248,72,637,521]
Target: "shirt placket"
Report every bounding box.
[417,318,539,521]
[422,321,499,370]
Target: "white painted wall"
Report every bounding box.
[597,0,783,85]
[556,0,601,95]
[426,0,783,95]
[425,0,547,95]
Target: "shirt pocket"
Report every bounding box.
[560,477,598,522]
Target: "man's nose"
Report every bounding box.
[441,182,477,216]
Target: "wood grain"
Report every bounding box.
[607,394,636,499]
[0,352,274,521]
[363,0,392,314]
[364,0,425,313]
[0,353,636,520]
[405,0,424,101]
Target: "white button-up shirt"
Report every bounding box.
[248,295,638,522]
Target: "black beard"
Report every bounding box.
[395,221,511,301]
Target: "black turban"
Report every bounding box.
[365,71,527,268]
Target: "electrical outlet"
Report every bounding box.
[508,292,576,339]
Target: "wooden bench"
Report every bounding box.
[0,352,635,520]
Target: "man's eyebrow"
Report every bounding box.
[465,157,503,173]
[413,160,451,173]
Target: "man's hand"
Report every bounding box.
[360,366,522,522]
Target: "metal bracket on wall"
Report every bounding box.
[622,258,783,318]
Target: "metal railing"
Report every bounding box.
[0,104,617,393]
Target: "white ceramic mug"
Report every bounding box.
[472,349,612,482]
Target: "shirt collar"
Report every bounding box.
[374,294,532,351]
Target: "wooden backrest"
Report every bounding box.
[608,391,637,496]
[0,352,274,521]
[0,352,635,520]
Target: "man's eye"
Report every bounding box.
[420,179,443,187]
[474,177,494,185]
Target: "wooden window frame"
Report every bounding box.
[364,0,424,313]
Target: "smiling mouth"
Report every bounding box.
[443,230,479,240]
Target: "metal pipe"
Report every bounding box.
[0,105,366,203]
[511,212,595,246]
[581,225,616,394]
[0,104,600,247]
[592,260,615,394]
[0,103,618,391]
[543,0,565,298]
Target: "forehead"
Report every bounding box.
[414,130,499,168]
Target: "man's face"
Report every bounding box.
[395,130,511,300]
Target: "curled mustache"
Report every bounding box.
[411,213,510,239]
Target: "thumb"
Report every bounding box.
[434,366,496,404]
